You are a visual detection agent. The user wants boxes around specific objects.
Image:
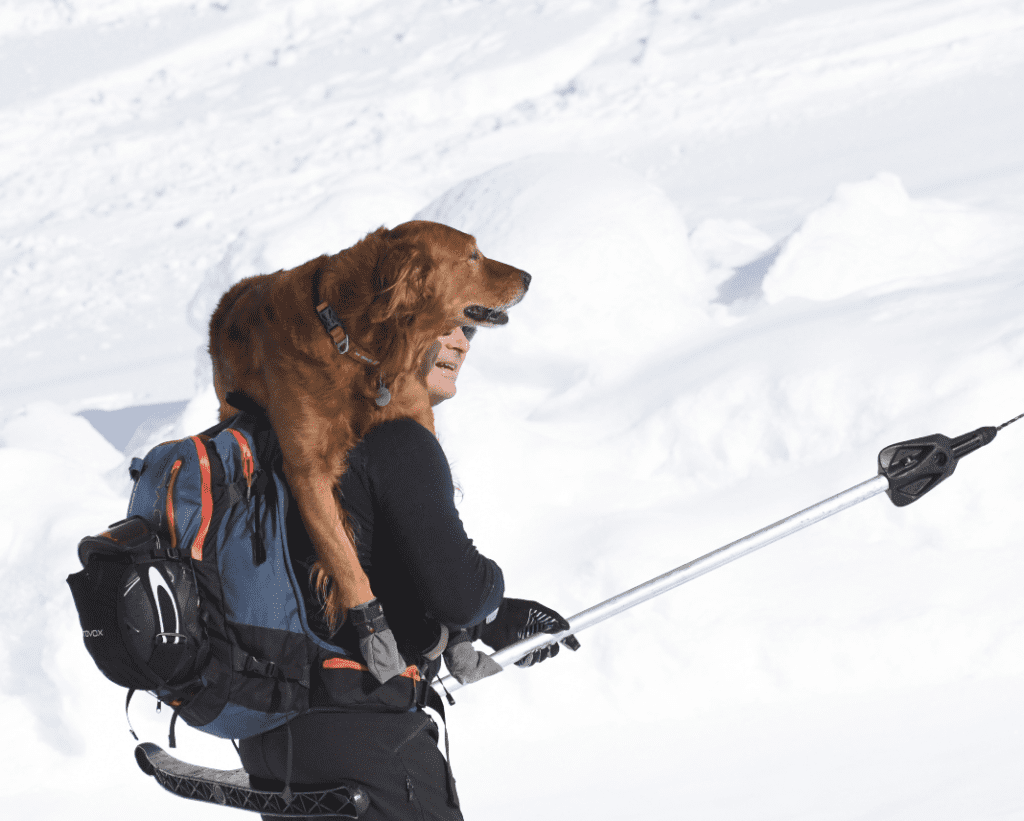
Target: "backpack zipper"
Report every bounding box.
[189,436,214,561]
[165,460,183,549]
[226,427,265,564]
[226,429,255,497]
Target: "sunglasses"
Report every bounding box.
[461,326,478,341]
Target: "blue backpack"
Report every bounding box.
[68,407,427,746]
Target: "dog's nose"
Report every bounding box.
[520,270,532,290]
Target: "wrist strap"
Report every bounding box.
[349,599,389,639]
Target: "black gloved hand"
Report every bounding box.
[478,597,581,668]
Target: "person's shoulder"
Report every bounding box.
[361,417,443,457]
[360,418,450,485]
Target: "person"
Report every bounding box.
[237,325,577,821]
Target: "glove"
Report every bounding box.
[442,630,502,684]
[349,599,406,683]
[478,598,581,668]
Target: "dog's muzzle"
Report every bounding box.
[463,270,530,326]
[463,271,530,327]
[463,305,510,325]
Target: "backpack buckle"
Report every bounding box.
[237,652,279,680]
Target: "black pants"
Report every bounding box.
[238,709,463,821]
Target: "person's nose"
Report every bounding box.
[448,327,470,354]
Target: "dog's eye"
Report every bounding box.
[461,326,477,341]
[469,250,480,261]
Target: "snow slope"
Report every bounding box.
[2,1,1023,819]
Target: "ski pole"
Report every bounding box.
[435,415,1022,695]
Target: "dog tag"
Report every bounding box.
[375,381,391,407]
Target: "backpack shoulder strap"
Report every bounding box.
[224,391,267,420]
[198,391,270,439]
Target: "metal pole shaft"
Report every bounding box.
[436,474,890,694]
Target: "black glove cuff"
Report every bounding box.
[349,599,389,640]
[447,628,472,647]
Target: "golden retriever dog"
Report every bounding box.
[208,220,530,681]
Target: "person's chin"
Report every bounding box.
[428,381,457,406]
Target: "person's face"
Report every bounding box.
[426,326,475,406]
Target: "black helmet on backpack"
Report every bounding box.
[69,516,206,692]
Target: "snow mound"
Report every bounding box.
[689,218,776,271]
[0,403,127,771]
[763,173,1023,302]
[415,153,711,385]
[257,189,426,275]
[1,402,123,472]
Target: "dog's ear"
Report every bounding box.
[369,235,433,323]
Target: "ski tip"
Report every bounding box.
[134,743,158,776]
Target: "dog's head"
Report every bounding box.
[352,220,530,371]
[372,220,530,327]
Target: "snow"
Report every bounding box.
[762,172,1024,302]
[416,153,711,380]
[2,1,1024,819]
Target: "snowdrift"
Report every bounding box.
[416,152,713,385]
[763,173,1023,302]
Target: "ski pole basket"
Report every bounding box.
[134,743,369,817]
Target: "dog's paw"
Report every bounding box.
[349,598,406,683]
[442,636,502,685]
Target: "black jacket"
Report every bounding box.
[286,418,505,664]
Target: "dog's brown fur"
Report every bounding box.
[208,221,529,630]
